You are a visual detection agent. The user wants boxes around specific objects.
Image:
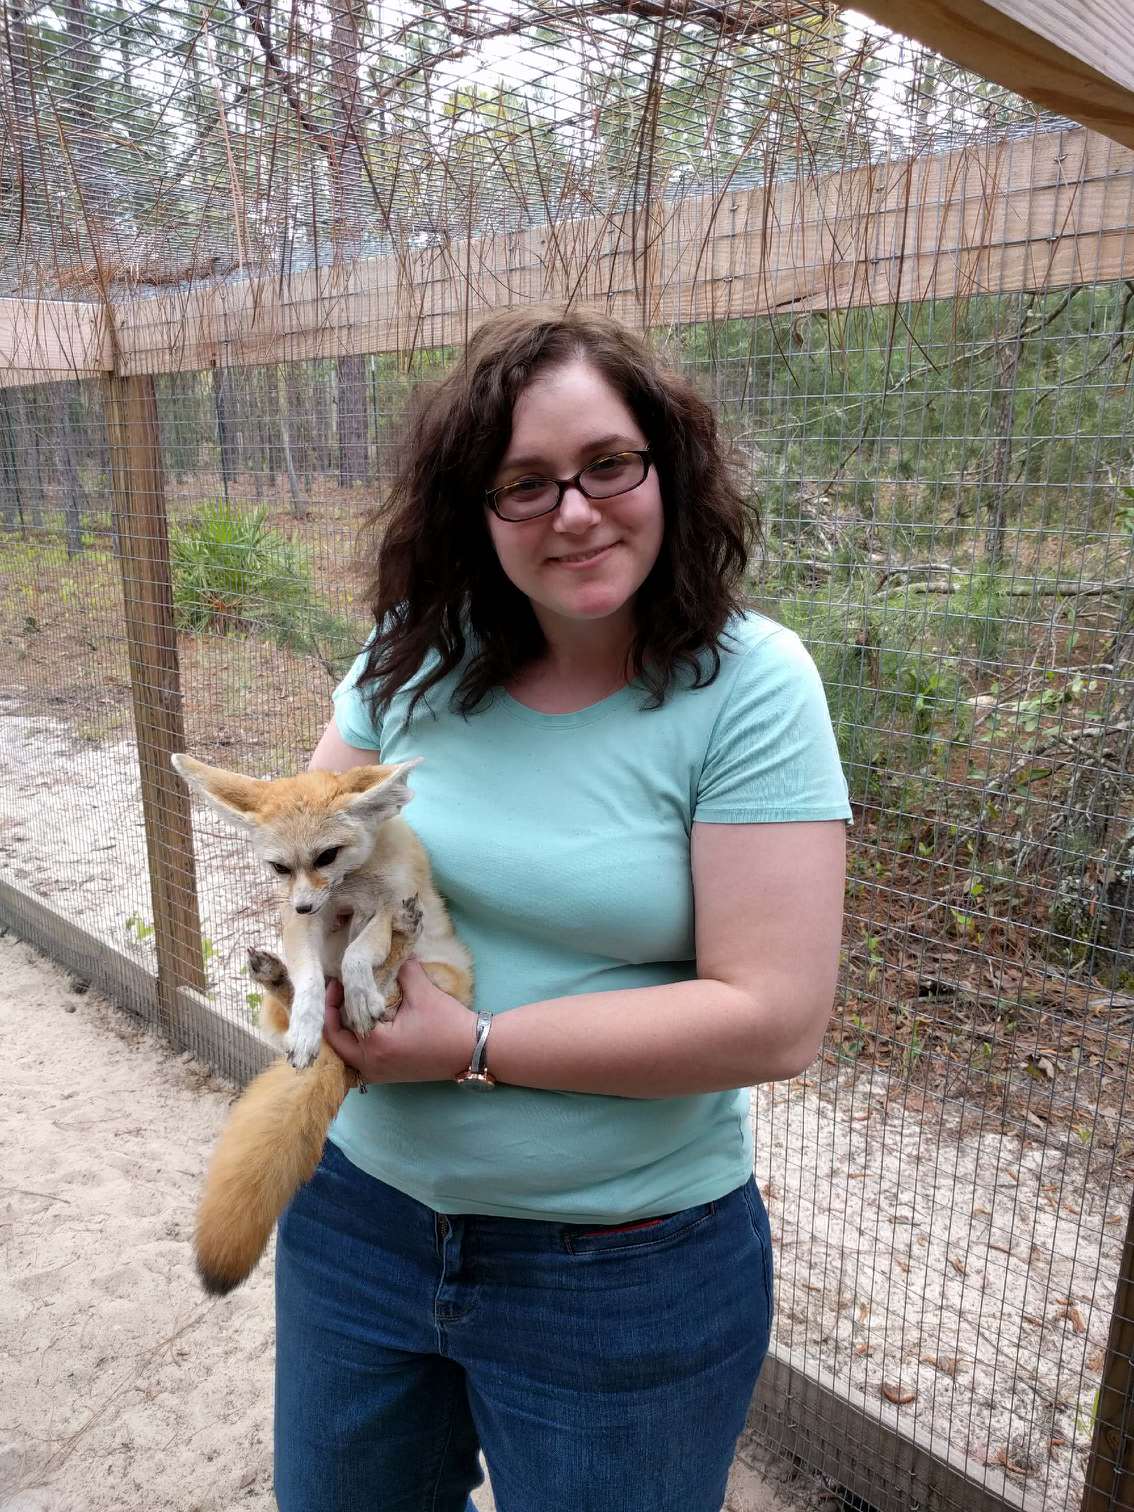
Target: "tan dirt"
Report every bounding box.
[0,932,795,1512]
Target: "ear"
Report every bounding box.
[339,758,422,826]
[171,753,267,832]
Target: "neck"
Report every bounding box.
[534,608,635,684]
[505,608,635,713]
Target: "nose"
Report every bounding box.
[295,903,313,915]
[554,483,601,531]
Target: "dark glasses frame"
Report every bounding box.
[485,450,653,522]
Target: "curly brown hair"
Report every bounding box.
[355,307,758,719]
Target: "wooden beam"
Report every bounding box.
[850,2,1134,151]
[0,294,111,385]
[0,874,160,1028]
[0,879,273,1088]
[111,126,1134,376]
[3,125,1133,385]
[1082,1186,1134,1512]
[746,1342,1048,1512]
[102,373,207,1040]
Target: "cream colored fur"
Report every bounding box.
[171,754,474,1295]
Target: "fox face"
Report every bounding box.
[255,809,376,916]
[172,754,420,915]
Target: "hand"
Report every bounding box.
[322,959,476,1085]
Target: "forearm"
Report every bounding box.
[485,975,828,1098]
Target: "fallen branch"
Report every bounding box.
[877,578,1134,601]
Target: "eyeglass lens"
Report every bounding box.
[495,453,646,520]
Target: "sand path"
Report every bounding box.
[0,931,790,1512]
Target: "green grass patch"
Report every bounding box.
[170,500,357,667]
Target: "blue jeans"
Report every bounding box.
[274,1141,773,1512]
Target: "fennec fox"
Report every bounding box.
[171,754,474,1295]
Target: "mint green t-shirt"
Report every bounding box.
[328,612,851,1223]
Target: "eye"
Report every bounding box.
[314,847,341,868]
[269,862,292,877]
[587,454,625,473]
[507,476,549,496]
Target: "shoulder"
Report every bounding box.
[694,612,852,822]
[689,611,819,708]
[719,610,807,666]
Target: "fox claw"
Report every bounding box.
[285,1032,321,1071]
[246,947,289,989]
[396,895,423,943]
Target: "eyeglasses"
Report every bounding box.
[485,450,653,522]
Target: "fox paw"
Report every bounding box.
[285,984,325,1069]
[285,1020,323,1070]
[340,955,385,1037]
[246,947,289,990]
[395,895,423,944]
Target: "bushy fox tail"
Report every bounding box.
[195,1042,353,1295]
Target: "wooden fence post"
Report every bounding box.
[103,372,207,1042]
[1083,1187,1134,1512]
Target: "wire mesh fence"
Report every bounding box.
[2,3,1134,1510]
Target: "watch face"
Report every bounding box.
[456,1071,496,1090]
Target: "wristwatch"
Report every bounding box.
[454,1010,496,1090]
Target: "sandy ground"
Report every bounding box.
[3,705,1132,1511]
[0,931,797,1512]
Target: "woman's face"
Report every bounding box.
[485,360,665,642]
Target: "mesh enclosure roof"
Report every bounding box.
[0,0,1068,306]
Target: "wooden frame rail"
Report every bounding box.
[746,1343,1047,1512]
[102,373,208,1038]
[2,125,1132,386]
[853,1,1134,151]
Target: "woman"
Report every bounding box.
[275,308,850,1512]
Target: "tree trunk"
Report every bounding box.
[337,356,368,487]
[276,367,309,520]
[15,391,44,530]
[0,391,21,532]
[58,383,89,555]
[330,0,369,487]
[315,367,334,475]
[983,297,1027,570]
[213,367,238,494]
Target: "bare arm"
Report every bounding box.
[485,819,846,1094]
[309,718,379,772]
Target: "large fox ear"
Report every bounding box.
[339,758,422,826]
[171,753,267,832]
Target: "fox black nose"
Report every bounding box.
[295,903,314,915]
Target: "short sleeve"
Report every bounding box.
[332,643,383,752]
[694,627,852,824]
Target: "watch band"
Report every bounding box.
[454,1010,496,1090]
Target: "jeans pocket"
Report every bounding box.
[741,1178,775,1324]
[562,1199,716,1255]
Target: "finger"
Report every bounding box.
[325,977,344,1010]
[324,994,343,1034]
[398,956,427,990]
[323,995,361,1065]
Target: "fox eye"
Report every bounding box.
[269,862,292,877]
[314,847,341,868]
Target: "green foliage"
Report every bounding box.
[682,280,1134,546]
[170,500,356,664]
[124,913,155,944]
[938,571,1007,665]
[772,588,970,801]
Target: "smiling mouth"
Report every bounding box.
[551,543,616,565]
